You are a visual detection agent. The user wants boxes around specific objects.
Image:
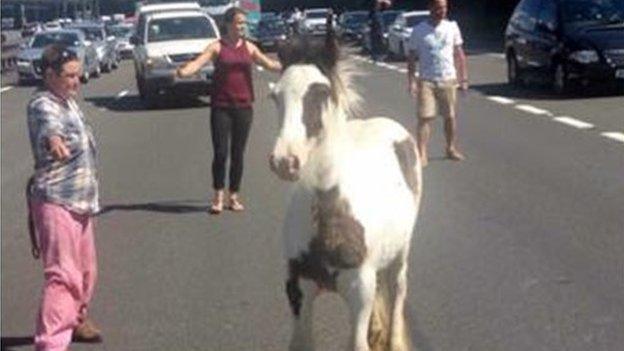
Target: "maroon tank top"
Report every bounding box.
[212,39,254,108]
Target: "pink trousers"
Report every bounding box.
[31,201,97,351]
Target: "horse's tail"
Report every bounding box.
[367,264,412,351]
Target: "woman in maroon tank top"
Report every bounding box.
[177,7,281,214]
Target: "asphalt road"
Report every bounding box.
[2,45,623,351]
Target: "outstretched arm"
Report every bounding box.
[176,41,220,78]
[247,41,282,72]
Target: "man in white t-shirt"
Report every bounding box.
[406,0,468,166]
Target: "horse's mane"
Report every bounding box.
[278,35,362,119]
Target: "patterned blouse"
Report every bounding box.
[27,90,99,214]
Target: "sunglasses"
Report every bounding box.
[37,47,79,75]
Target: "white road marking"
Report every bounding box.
[486,53,505,59]
[398,68,408,74]
[116,90,129,99]
[601,132,624,143]
[486,96,515,105]
[514,104,553,116]
[1,86,14,93]
[553,116,594,130]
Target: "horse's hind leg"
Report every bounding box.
[389,248,411,351]
[288,279,318,351]
[337,267,377,351]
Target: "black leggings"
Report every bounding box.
[210,107,253,192]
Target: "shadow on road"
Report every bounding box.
[1,336,34,350]
[85,95,210,113]
[470,82,624,101]
[97,200,209,216]
[406,307,435,351]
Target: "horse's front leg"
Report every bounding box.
[338,267,377,351]
[288,278,318,351]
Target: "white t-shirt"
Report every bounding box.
[408,19,463,82]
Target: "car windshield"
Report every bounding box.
[148,16,216,42]
[562,0,624,24]
[199,0,231,6]
[31,33,80,48]
[343,12,368,24]
[405,15,428,27]
[75,27,103,41]
[306,11,328,19]
[109,26,133,38]
[259,19,285,30]
[382,11,401,25]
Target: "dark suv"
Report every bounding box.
[505,0,624,94]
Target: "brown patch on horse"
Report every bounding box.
[394,138,419,198]
[311,186,366,269]
[302,83,330,138]
[285,187,367,317]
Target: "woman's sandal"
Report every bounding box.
[208,199,224,215]
[227,197,245,212]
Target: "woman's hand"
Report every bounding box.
[48,135,70,161]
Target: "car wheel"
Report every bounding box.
[81,71,90,83]
[553,62,571,95]
[399,42,405,60]
[112,56,119,69]
[103,60,112,73]
[507,53,522,86]
[137,77,157,108]
[93,64,101,78]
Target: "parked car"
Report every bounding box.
[387,10,430,59]
[336,10,368,41]
[505,0,624,94]
[21,22,43,37]
[108,23,135,59]
[70,23,119,73]
[255,15,288,51]
[16,29,99,84]
[300,8,334,36]
[361,10,402,53]
[43,21,62,31]
[131,7,220,106]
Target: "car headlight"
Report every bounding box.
[278,34,287,40]
[146,56,171,69]
[569,50,599,64]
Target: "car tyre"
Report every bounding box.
[93,64,101,78]
[80,71,90,84]
[507,53,523,86]
[553,62,573,95]
[137,77,158,108]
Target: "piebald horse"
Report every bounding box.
[269,26,422,351]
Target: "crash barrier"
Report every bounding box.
[1,31,25,73]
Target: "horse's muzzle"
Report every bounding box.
[269,154,300,182]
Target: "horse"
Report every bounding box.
[268,27,423,351]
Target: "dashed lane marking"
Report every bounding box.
[116,90,129,99]
[486,96,515,105]
[514,104,553,116]
[553,116,594,130]
[1,86,14,93]
[601,132,624,143]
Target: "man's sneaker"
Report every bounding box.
[72,318,102,343]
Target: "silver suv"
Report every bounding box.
[131,6,219,107]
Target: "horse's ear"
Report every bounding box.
[324,12,340,71]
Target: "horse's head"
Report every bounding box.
[269,18,343,182]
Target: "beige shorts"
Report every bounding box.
[417,79,458,120]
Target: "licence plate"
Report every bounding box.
[616,69,624,79]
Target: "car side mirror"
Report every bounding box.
[129,35,139,45]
